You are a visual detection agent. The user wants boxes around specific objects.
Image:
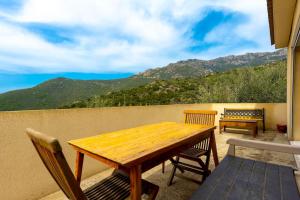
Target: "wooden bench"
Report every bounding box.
[189,138,300,200]
[219,108,265,137]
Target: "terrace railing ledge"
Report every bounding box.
[227,138,300,158]
[226,138,300,193]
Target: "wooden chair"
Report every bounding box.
[26,128,159,200]
[167,110,217,185]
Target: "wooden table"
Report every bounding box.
[219,119,258,137]
[68,122,218,200]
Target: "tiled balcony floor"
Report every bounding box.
[41,130,294,200]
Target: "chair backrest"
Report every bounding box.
[193,131,212,151]
[184,110,218,126]
[26,129,87,200]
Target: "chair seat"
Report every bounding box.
[180,147,207,158]
[84,172,158,200]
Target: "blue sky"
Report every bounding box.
[0,0,274,92]
[0,72,133,93]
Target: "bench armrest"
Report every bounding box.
[226,138,300,156]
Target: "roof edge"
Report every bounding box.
[267,0,275,45]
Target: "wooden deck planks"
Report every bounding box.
[208,157,244,200]
[226,158,254,200]
[264,163,281,200]
[189,155,300,200]
[188,156,238,199]
[280,165,300,200]
[245,160,266,200]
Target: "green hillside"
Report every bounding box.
[0,77,152,111]
[63,61,286,108]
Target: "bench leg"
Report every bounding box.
[253,126,258,138]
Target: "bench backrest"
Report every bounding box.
[223,108,264,120]
[26,128,87,200]
[184,110,217,126]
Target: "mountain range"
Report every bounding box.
[134,49,286,79]
[0,49,287,111]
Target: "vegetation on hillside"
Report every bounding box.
[0,77,152,111]
[62,61,286,109]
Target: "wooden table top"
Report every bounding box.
[68,122,214,166]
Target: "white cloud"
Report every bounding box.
[192,0,274,59]
[0,0,274,73]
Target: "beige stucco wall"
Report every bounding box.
[0,103,286,200]
[292,49,300,140]
[287,0,300,140]
[287,47,293,139]
[273,0,296,48]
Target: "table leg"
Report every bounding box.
[210,130,219,166]
[130,165,142,200]
[75,152,84,184]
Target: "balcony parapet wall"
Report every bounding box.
[0,103,287,199]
